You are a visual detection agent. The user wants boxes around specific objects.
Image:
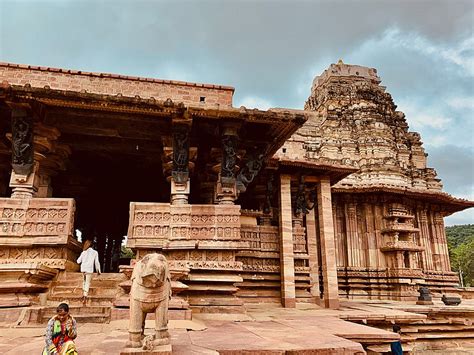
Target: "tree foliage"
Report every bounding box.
[446,224,474,287]
[120,246,135,259]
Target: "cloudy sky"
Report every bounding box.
[0,0,472,225]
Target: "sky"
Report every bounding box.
[0,0,473,225]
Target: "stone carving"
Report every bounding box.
[126,253,171,351]
[128,204,241,242]
[172,126,189,183]
[221,135,237,183]
[416,286,433,305]
[441,294,461,306]
[236,152,265,193]
[0,198,74,237]
[263,174,274,214]
[11,114,34,175]
[294,177,315,216]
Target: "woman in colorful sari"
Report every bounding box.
[42,303,78,355]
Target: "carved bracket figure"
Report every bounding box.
[11,114,34,176]
[172,125,190,183]
[125,253,172,351]
[221,135,237,184]
[263,174,274,215]
[236,152,265,193]
[294,176,316,217]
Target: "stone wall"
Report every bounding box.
[333,193,457,300]
[0,62,234,106]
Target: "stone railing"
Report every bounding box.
[0,198,81,270]
[0,198,74,239]
[127,203,242,250]
[381,241,424,252]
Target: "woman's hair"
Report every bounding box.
[83,239,92,250]
[57,303,69,313]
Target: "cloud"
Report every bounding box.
[446,209,474,226]
[398,100,452,130]
[447,97,474,110]
[427,145,474,200]
[1,0,473,224]
[235,96,274,110]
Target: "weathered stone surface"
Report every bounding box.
[125,253,171,352]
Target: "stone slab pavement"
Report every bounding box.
[0,302,405,354]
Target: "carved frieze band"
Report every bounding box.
[129,203,241,242]
[0,198,74,237]
[240,226,279,252]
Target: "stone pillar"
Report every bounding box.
[9,108,36,199]
[306,206,320,299]
[345,202,362,267]
[317,177,339,309]
[418,209,434,270]
[216,124,238,205]
[278,174,296,308]
[171,123,191,205]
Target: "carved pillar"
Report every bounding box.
[9,108,36,198]
[434,212,450,271]
[306,206,320,299]
[345,203,362,267]
[171,123,191,205]
[317,177,339,309]
[418,209,433,270]
[216,124,239,205]
[278,174,296,307]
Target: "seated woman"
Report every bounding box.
[42,303,78,355]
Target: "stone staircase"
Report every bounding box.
[40,272,126,323]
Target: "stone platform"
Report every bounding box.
[1,301,473,354]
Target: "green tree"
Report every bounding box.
[446,224,474,287]
[121,246,135,259]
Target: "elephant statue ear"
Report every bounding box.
[131,259,143,283]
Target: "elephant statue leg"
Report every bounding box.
[154,297,170,346]
[127,298,145,348]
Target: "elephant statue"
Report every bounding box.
[126,253,172,349]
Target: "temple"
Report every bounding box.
[0,60,472,319]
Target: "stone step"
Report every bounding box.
[186,284,238,292]
[57,272,125,282]
[52,277,122,287]
[48,295,114,306]
[51,286,119,297]
[41,305,110,315]
[41,313,110,323]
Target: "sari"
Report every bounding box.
[42,314,78,355]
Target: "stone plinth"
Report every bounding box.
[0,197,81,271]
[120,344,172,355]
[0,263,57,307]
[127,203,245,313]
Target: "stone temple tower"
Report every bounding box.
[276,60,471,300]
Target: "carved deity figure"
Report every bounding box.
[236,153,264,192]
[221,135,237,180]
[11,116,34,175]
[263,175,274,214]
[294,180,308,216]
[126,253,171,350]
[172,128,189,183]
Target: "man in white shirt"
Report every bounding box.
[76,240,101,304]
